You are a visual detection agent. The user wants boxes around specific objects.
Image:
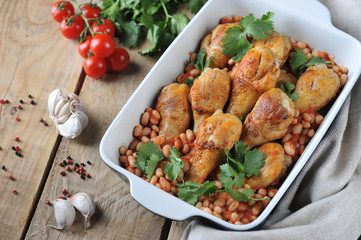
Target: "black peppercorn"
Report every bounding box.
[75,163,80,168]
[2,165,6,171]
[12,146,16,151]
[62,160,67,165]
[87,160,92,165]
[30,100,35,105]
[19,99,24,104]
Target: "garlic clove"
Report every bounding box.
[52,198,76,230]
[48,89,62,120]
[68,192,95,221]
[56,109,88,139]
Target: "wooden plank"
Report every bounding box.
[25,46,170,239]
[167,221,191,240]
[0,0,84,239]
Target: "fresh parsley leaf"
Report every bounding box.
[220,141,266,195]
[222,12,275,62]
[192,48,212,73]
[280,82,299,102]
[170,14,190,36]
[184,78,194,88]
[187,0,208,14]
[227,188,255,201]
[135,142,164,179]
[163,147,184,181]
[290,49,328,77]
[177,181,218,205]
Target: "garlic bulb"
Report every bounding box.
[52,198,76,229]
[48,88,88,139]
[68,192,95,221]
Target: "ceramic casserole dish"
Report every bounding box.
[100,0,361,230]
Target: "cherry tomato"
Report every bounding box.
[90,34,115,58]
[51,1,74,23]
[81,4,101,24]
[106,48,130,72]
[60,15,85,39]
[91,19,115,37]
[84,56,107,79]
[78,36,93,58]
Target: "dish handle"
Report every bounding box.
[130,176,194,221]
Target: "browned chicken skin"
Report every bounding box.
[244,142,288,189]
[186,110,243,184]
[190,68,231,134]
[226,46,280,118]
[253,33,292,67]
[200,23,239,68]
[295,64,340,113]
[156,83,191,139]
[242,88,295,149]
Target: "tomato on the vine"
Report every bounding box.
[60,15,85,39]
[106,48,130,72]
[91,19,115,37]
[81,4,101,24]
[84,56,107,79]
[78,36,93,58]
[90,34,115,58]
[51,1,74,23]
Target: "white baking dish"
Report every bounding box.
[100,0,361,230]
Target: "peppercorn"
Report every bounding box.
[16,116,20,121]
[67,156,72,160]
[86,173,91,178]
[2,165,6,171]
[75,163,80,168]
[87,161,92,165]
[43,122,48,126]
[40,118,43,122]
[19,100,24,104]
[13,190,18,194]
[17,105,22,109]
[66,166,71,172]
[9,174,14,180]
[4,100,9,103]
[12,146,16,151]
[59,196,65,199]
[15,151,22,157]
[0,99,4,104]
[79,167,84,172]
[62,189,67,195]
[62,160,67,165]
[80,175,85,180]
[66,193,71,198]
[30,100,35,105]
[15,146,20,151]
[58,162,64,167]
[72,166,77,171]
[81,162,85,166]
[15,137,20,142]
[60,171,66,176]
[46,200,51,205]
[66,159,72,165]
[28,94,33,98]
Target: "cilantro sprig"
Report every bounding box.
[222,12,275,62]
[184,48,212,88]
[219,141,266,201]
[101,0,206,55]
[280,82,299,102]
[290,49,329,78]
[135,141,164,180]
[163,147,184,182]
[177,181,218,205]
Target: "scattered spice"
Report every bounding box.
[66,159,72,164]
[87,161,91,165]
[15,151,23,157]
[58,162,64,167]
[43,121,48,126]
[67,156,72,160]
[62,189,68,195]
[0,99,4,104]
[75,163,80,168]
[86,173,91,178]
[16,116,20,121]
[9,174,14,180]
[66,166,71,172]
[60,171,66,176]
[79,167,84,172]
[2,165,6,171]
[13,190,18,195]
[15,137,20,142]
[4,100,9,103]
[12,146,16,151]
[40,118,43,122]
[62,160,67,165]
[46,200,51,205]
[72,166,77,171]
[28,94,33,98]
[30,100,36,105]
[59,196,66,199]
[81,163,85,167]
[80,175,85,180]
[15,146,21,151]
[17,105,22,110]
[19,100,24,104]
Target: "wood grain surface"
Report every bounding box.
[0,0,194,239]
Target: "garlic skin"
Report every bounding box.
[52,198,76,229]
[68,192,95,221]
[48,89,88,139]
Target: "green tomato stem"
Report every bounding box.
[70,0,96,37]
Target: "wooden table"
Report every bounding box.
[0,1,190,239]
